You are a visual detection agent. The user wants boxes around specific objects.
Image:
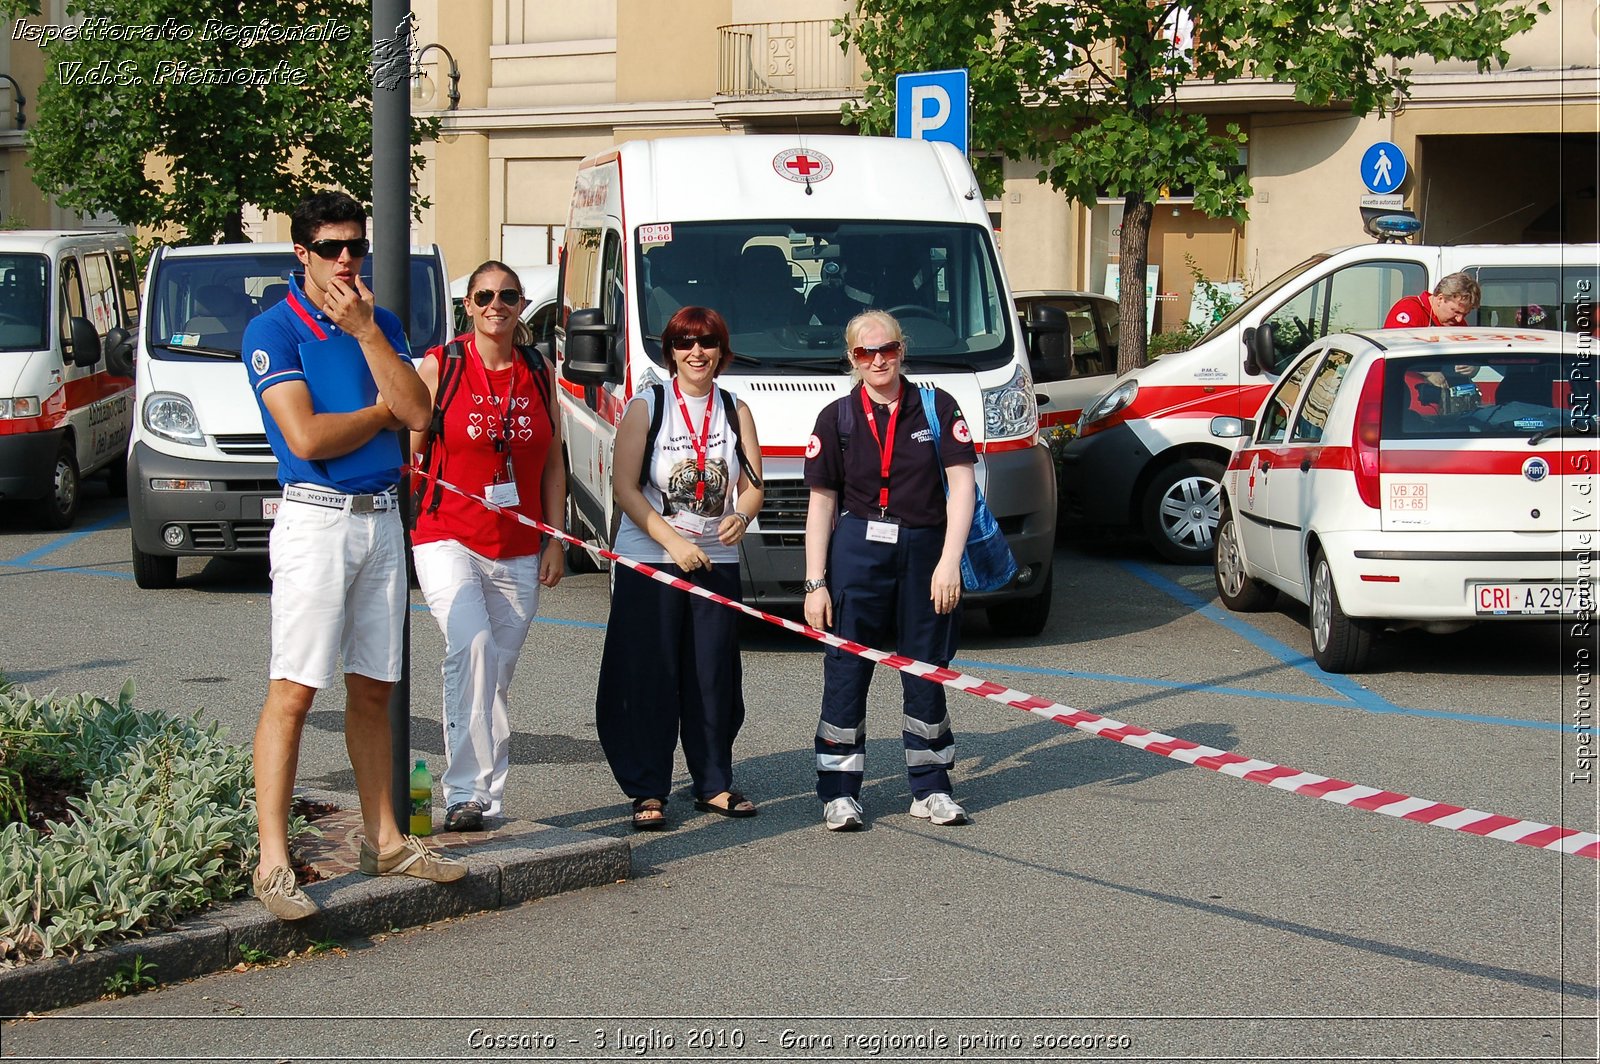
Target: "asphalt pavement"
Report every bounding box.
[1,484,1596,1063]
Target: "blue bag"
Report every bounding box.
[919,385,1018,592]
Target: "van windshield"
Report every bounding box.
[1382,351,1597,441]
[0,254,50,352]
[1193,253,1332,347]
[145,251,449,361]
[634,221,1014,372]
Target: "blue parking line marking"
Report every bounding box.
[1120,560,1577,734]
[7,510,128,565]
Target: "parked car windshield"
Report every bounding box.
[145,251,449,361]
[0,253,50,352]
[1382,350,1596,440]
[634,220,1014,373]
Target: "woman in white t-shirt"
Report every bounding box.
[596,306,764,830]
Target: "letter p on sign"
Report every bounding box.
[895,69,969,156]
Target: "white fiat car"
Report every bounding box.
[1212,327,1594,672]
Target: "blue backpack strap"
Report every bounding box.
[918,384,949,494]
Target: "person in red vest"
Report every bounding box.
[1383,273,1481,328]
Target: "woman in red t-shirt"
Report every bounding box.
[410,261,565,832]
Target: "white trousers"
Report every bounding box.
[412,539,542,816]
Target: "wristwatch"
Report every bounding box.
[803,578,827,593]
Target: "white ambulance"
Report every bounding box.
[0,230,139,528]
[1060,244,1600,563]
[556,135,1057,635]
[1213,327,1595,672]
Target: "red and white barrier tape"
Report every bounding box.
[411,470,1600,860]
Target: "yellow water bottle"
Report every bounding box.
[408,759,433,836]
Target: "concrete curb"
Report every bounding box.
[0,822,631,1016]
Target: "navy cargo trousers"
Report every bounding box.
[815,513,959,802]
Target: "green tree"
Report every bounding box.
[0,1,434,244]
[842,0,1544,373]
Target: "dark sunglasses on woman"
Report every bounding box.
[472,288,523,308]
[850,340,903,362]
[669,335,721,352]
[305,238,371,260]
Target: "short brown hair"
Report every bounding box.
[1434,272,1481,309]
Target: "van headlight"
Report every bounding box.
[1077,380,1138,434]
[143,392,204,447]
[0,396,40,419]
[982,365,1036,439]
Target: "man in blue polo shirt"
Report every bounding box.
[243,191,463,920]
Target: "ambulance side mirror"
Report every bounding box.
[103,327,134,377]
[66,316,102,368]
[561,307,620,385]
[1242,323,1279,377]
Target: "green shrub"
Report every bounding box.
[0,681,316,965]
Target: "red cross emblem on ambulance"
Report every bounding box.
[773,148,834,184]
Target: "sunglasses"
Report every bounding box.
[669,335,721,352]
[850,340,903,362]
[471,288,523,308]
[305,237,370,260]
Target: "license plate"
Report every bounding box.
[1473,582,1590,616]
[262,496,281,520]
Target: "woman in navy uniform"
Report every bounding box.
[801,309,976,831]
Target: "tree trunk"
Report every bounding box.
[222,208,245,245]
[1117,193,1154,376]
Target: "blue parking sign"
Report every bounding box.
[1360,141,1407,195]
[896,69,968,156]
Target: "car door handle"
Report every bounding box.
[1260,459,1272,472]
[1300,457,1312,472]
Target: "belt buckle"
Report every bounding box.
[351,495,374,515]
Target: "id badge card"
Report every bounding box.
[667,510,716,537]
[865,517,901,544]
[486,480,521,507]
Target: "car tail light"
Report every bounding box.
[1353,360,1385,509]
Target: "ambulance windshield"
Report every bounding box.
[0,254,49,352]
[635,221,1014,372]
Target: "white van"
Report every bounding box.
[1059,244,1600,563]
[0,230,139,528]
[556,135,1057,635]
[127,242,451,588]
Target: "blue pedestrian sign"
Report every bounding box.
[1360,141,1407,195]
[896,69,969,156]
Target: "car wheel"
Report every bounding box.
[564,489,604,574]
[32,440,79,530]
[131,533,178,590]
[1143,457,1224,564]
[1309,549,1374,673]
[988,565,1053,637]
[1214,508,1277,612]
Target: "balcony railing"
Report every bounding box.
[717,20,860,96]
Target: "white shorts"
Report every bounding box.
[268,498,406,688]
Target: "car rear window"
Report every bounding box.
[1381,351,1596,440]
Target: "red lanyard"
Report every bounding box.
[468,337,516,454]
[860,382,903,514]
[672,379,716,502]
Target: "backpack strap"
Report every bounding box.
[721,389,763,488]
[411,341,468,524]
[516,343,557,429]
[918,383,949,496]
[835,390,855,453]
[639,382,666,488]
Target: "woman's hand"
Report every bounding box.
[803,586,832,630]
[666,534,712,573]
[538,538,564,588]
[930,560,962,615]
[717,512,750,546]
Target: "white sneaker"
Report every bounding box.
[823,796,864,831]
[909,793,968,825]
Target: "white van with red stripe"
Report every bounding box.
[555,135,1057,635]
[1062,244,1599,564]
[0,231,139,528]
[1212,327,1595,672]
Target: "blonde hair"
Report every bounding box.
[844,309,905,384]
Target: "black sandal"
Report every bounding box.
[630,797,668,831]
[693,790,758,818]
